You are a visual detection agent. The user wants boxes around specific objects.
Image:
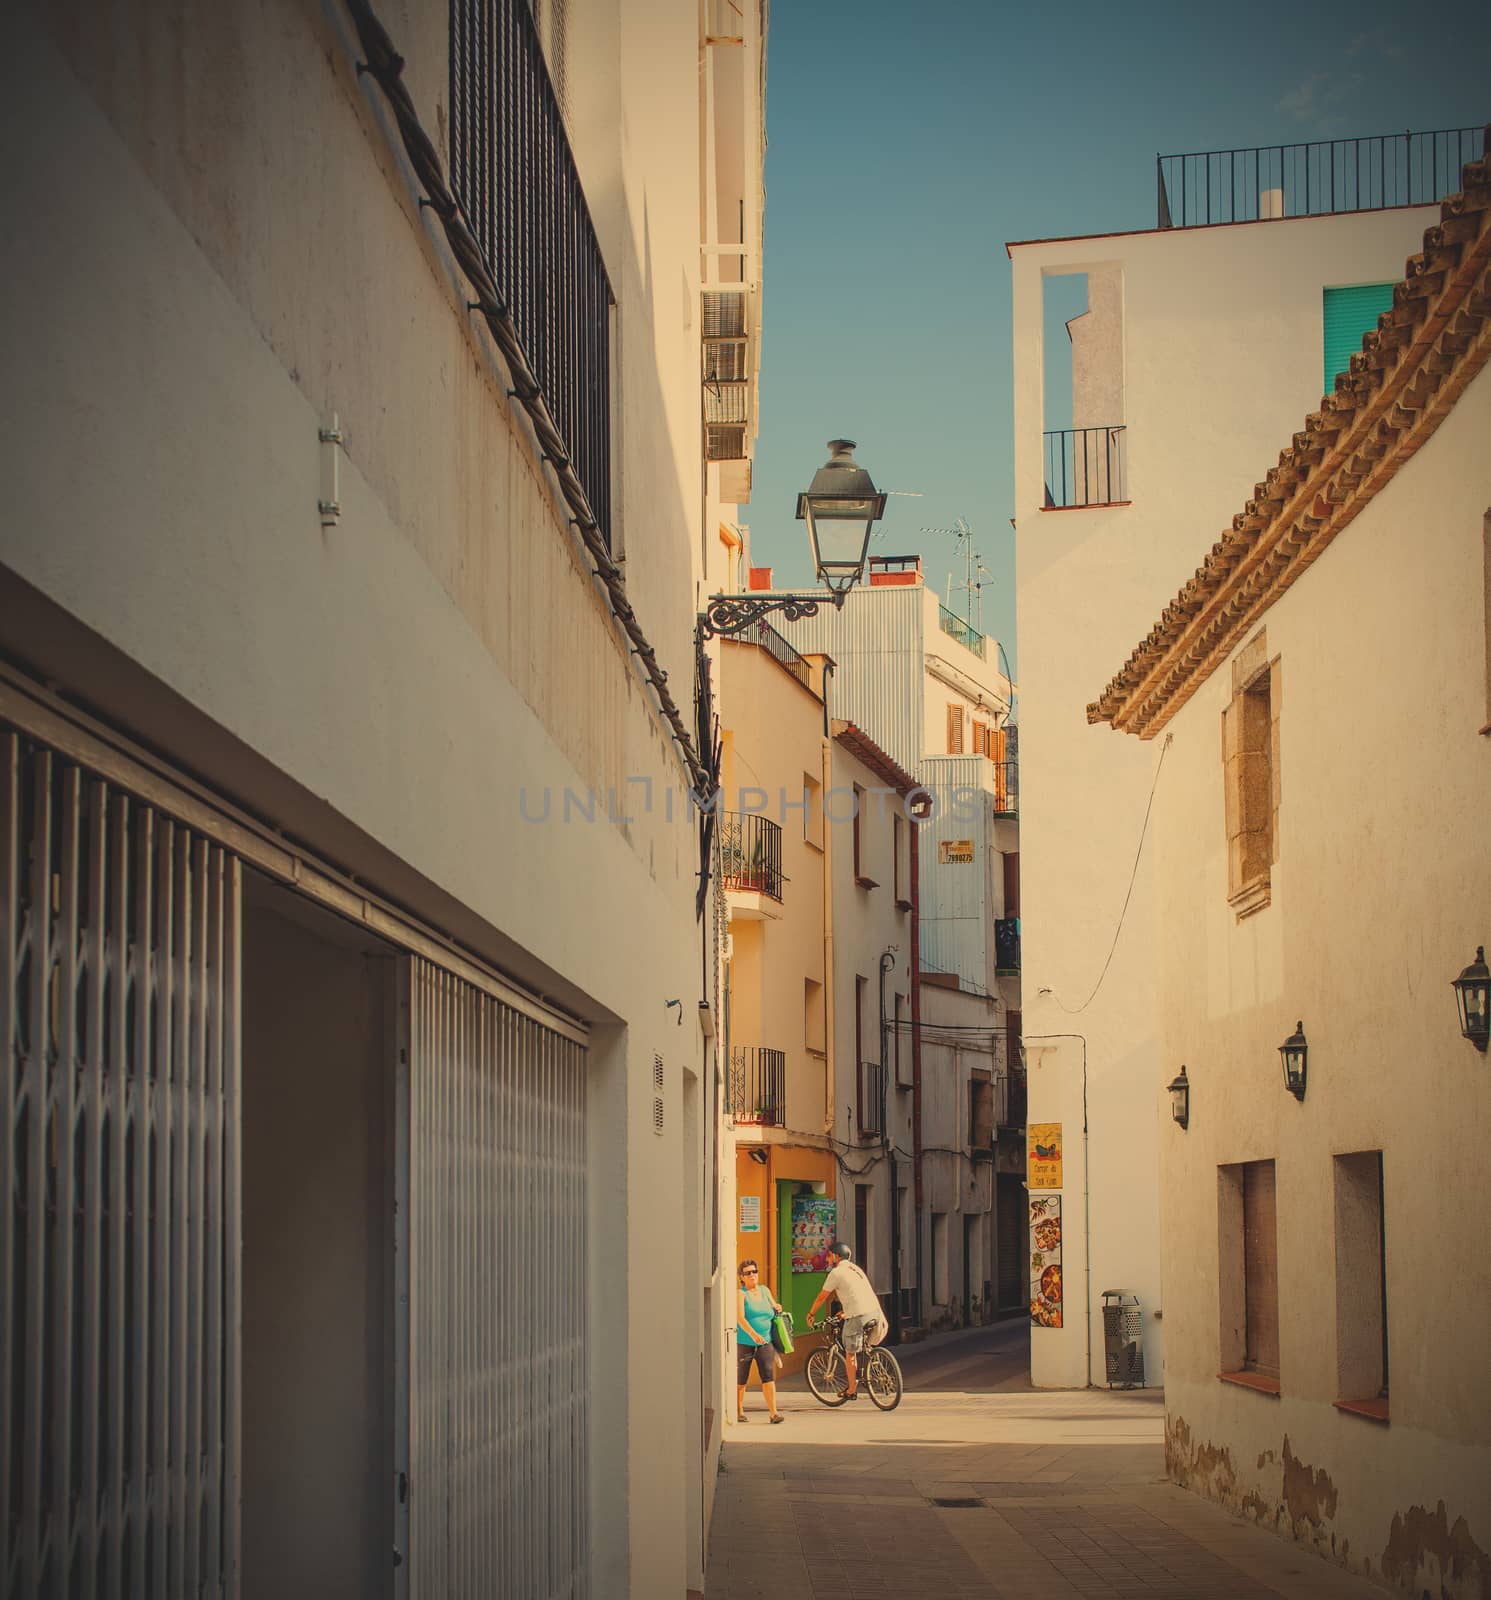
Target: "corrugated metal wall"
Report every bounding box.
[2,726,242,1600]
[406,959,589,1599]
[775,587,925,772]
[919,756,995,990]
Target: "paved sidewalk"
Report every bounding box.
[706,1325,1388,1599]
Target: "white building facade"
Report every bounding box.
[0,0,764,1594]
[1010,186,1441,1389]
[1088,145,1491,1596]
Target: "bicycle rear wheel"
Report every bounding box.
[805,1347,848,1406]
[864,1347,903,1411]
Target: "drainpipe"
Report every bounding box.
[821,664,836,1139]
[910,813,924,1331]
[1023,1032,1090,1386]
[880,947,901,1344]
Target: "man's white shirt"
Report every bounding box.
[822,1261,880,1322]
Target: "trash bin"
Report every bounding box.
[1101,1290,1145,1388]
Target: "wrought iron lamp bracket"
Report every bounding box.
[696,589,845,642]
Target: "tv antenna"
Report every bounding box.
[871,489,922,540]
[919,517,987,632]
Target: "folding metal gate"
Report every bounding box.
[403,958,589,1599]
[1,727,242,1599]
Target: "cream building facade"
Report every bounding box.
[1010,181,1441,1389]
[1088,141,1491,1598]
[0,0,764,1593]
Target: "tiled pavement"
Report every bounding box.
[705,1322,1389,1599]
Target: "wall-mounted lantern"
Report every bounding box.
[1279,1021,1308,1101]
[1167,1065,1190,1129]
[1452,946,1489,1052]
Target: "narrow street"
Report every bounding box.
[706,1321,1388,1599]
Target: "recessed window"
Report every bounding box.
[804,978,825,1054]
[1223,630,1278,918]
[1481,510,1490,735]
[1334,1151,1389,1419]
[894,993,910,1087]
[1219,1159,1279,1391]
[804,772,824,848]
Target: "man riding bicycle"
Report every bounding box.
[806,1240,881,1401]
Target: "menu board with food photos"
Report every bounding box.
[790,1195,837,1273]
[1029,1194,1063,1329]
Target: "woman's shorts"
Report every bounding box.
[737,1340,776,1383]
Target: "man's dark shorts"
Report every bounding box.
[737,1341,776,1383]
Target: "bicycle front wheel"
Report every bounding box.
[864,1347,903,1411]
[805,1347,848,1406]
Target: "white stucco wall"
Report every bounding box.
[0,3,740,1591]
[1150,367,1491,1597]
[1010,202,1437,1388]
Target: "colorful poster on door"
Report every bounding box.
[1029,1194,1063,1328]
[1028,1121,1063,1188]
[790,1195,837,1273]
[739,1194,760,1234]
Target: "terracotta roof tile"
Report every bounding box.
[1089,129,1491,738]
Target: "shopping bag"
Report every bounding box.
[770,1311,794,1355]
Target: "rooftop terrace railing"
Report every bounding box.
[939,604,987,659]
[1157,126,1483,230]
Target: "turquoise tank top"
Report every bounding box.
[737,1285,775,1346]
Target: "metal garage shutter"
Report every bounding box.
[1323,282,1394,394]
[2,727,242,1599]
[403,958,589,1599]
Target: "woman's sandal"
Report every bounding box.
[769,1413,785,1424]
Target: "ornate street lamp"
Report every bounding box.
[1166,1065,1190,1129]
[797,439,888,596]
[697,439,885,639]
[1279,1021,1308,1101]
[1452,946,1489,1052]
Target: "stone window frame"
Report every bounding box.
[1221,628,1280,920]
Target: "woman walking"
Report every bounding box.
[736,1260,785,1424]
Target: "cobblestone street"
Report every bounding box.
[705,1322,1390,1599]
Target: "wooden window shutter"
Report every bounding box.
[971,720,986,757]
[991,726,1006,763]
[1243,1161,1280,1378]
[947,704,964,754]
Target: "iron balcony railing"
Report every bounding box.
[736,616,812,688]
[991,757,1018,818]
[858,1060,884,1137]
[938,604,987,659]
[1044,426,1127,509]
[449,0,615,546]
[720,812,785,900]
[729,1046,785,1126]
[995,916,1021,974]
[1157,126,1482,230]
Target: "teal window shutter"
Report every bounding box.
[1323,282,1395,394]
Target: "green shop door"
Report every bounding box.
[776,1182,833,1333]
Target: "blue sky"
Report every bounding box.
[743,0,1488,672]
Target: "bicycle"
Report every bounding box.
[803,1312,903,1411]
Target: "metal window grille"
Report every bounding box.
[449,0,615,545]
[406,958,589,1597]
[726,1047,784,1127]
[718,813,784,900]
[2,727,242,1599]
[857,1061,883,1138]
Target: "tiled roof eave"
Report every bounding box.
[1088,137,1491,740]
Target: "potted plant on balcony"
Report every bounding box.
[739,835,770,894]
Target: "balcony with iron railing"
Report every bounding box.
[720,812,784,901]
[938,604,987,659]
[858,1060,884,1138]
[1043,426,1128,509]
[997,1067,1027,1133]
[728,1046,785,1127]
[731,615,813,689]
[1157,125,1481,230]
[449,0,615,545]
[991,757,1018,818]
[995,917,1021,975]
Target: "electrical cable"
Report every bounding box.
[1047,732,1172,1015]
